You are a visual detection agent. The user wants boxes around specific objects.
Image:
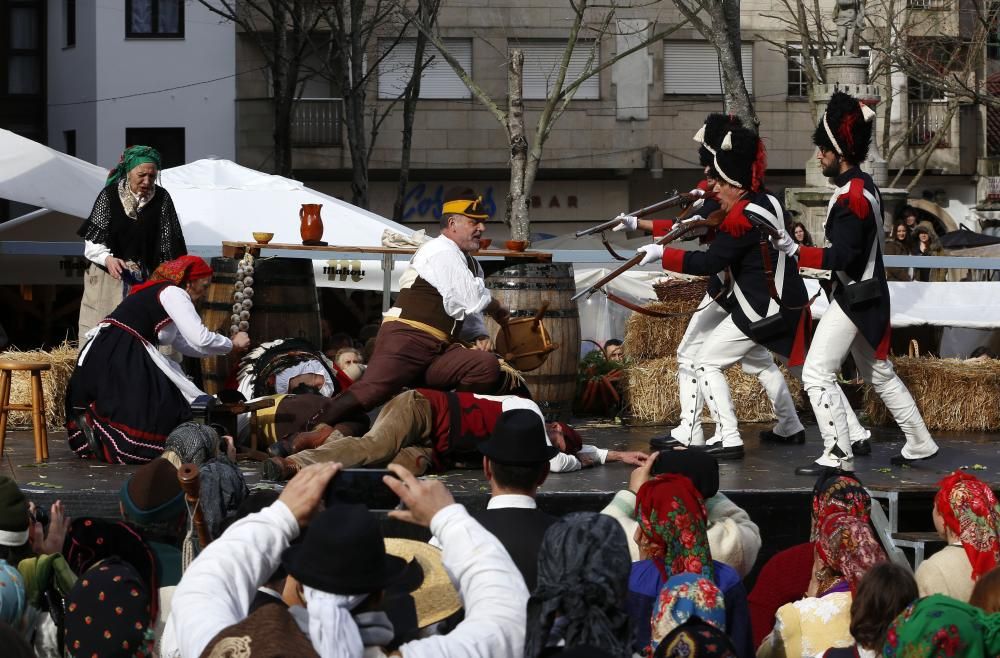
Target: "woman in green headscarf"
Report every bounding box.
[77,145,187,340]
[882,594,1000,657]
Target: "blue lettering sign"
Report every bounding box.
[402,184,497,221]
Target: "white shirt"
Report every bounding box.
[386,235,492,322]
[486,494,537,510]
[163,501,527,658]
[156,285,232,356]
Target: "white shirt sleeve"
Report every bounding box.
[84,240,112,267]
[400,504,528,658]
[548,451,581,473]
[168,501,300,658]
[411,237,492,321]
[159,286,233,356]
[578,444,609,464]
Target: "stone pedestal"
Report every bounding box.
[786,185,909,241]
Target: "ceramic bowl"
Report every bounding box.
[253,232,275,244]
[478,238,492,250]
[505,240,528,252]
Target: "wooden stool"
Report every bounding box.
[0,360,51,462]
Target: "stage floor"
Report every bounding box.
[4,422,998,519]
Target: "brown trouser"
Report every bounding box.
[348,321,500,410]
[289,390,436,475]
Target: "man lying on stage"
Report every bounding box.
[260,388,648,481]
[293,187,513,437]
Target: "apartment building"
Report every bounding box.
[230,1,990,234]
[46,0,236,171]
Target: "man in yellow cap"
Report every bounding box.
[271,187,509,455]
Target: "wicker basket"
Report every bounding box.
[652,277,709,308]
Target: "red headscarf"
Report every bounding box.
[934,471,1000,579]
[816,511,886,593]
[554,422,582,455]
[130,255,213,295]
[634,473,714,580]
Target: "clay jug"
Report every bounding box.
[299,204,324,242]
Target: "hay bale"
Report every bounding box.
[1,342,78,430]
[625,356,805,424]
[622,307,692,362]
[863,357,1000,431]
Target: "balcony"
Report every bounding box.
[906,0,948,8]
[291,98,343,147]
[908,100,952,147]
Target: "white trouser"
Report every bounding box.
[802,299,938,469]
[675,295,806,446]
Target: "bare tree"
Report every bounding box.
[196,0,327,176]
[401,0,689,240]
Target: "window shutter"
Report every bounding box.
[378,38,471,99]
[513,41,600,100]
[663,42,753,95]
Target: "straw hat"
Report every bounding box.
[384,538,461,628]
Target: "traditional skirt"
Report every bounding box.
[65,323,193,464]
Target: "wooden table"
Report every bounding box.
[221,241,553,312]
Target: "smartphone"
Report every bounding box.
[325,469,401,510]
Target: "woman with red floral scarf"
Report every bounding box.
[914,471,1000,602]
[66,256,250,464]
[627,473,753,657]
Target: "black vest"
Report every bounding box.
[471,506,557,591]
[107,281,173,342]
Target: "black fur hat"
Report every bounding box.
[711,126,766,191]
[694,114,744,167]
[813,91,875,165]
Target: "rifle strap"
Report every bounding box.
[605,278,728,319]
[600,232,630,261]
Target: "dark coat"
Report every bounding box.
[471,506,556,591]
[797,168,891,357]
[661,192,811,365]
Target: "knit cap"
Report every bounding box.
[0,477,28,547]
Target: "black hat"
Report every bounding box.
[694,114,743,168]
[477,409,558,464]
[651,449,720,499]
[710,126,766,191]
[442,187,489,220]
[281,504,407,594]
[813,90,875,165]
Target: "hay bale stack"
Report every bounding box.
[0,342,78,430]
[863,357,1000,431]
[622,278,707,360]
[625,356,804,424]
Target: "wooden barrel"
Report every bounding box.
[199,257,321,394]
[199,257,238,394]
[485,263,580,421]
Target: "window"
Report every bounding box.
[126,0,184,39]
[64,130,77,157]
[511,40,600,100]
[8,5,42,95]
[65,0,76,47]
[124,128,185,168]
[663,41,753,95]
[787,45,815,98]
[378,38,471,100]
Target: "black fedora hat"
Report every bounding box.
[478,409,558,464]
[281,503,407,594]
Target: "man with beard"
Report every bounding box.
[770,91,939,474]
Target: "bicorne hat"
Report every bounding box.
[812,90,876,165]
[477,409,558,464]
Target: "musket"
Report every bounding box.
[571,209,727,302]
[574,190,692,238]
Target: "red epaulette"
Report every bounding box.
[719,199,752,238]
[837,178,870,220]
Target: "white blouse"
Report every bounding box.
[156,285,232,356]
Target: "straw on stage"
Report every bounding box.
[863,356,1000,431]
[1,341,78,430]
[625,356,804,424]
[622,278,707,361]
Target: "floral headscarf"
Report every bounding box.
[0,559,25,625]
[129,255,212,295]
[883,594,1000,658]
[635,474,714,581]
[106,145,161,187]
[934,471,1000,580]
[815,511,886,594]
[810,471,870,542]
[64,558,154,658]
[650,574,725,653]
[653,618,738,658]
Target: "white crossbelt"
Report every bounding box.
[732,195,786,323]
[825,182,882,289]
